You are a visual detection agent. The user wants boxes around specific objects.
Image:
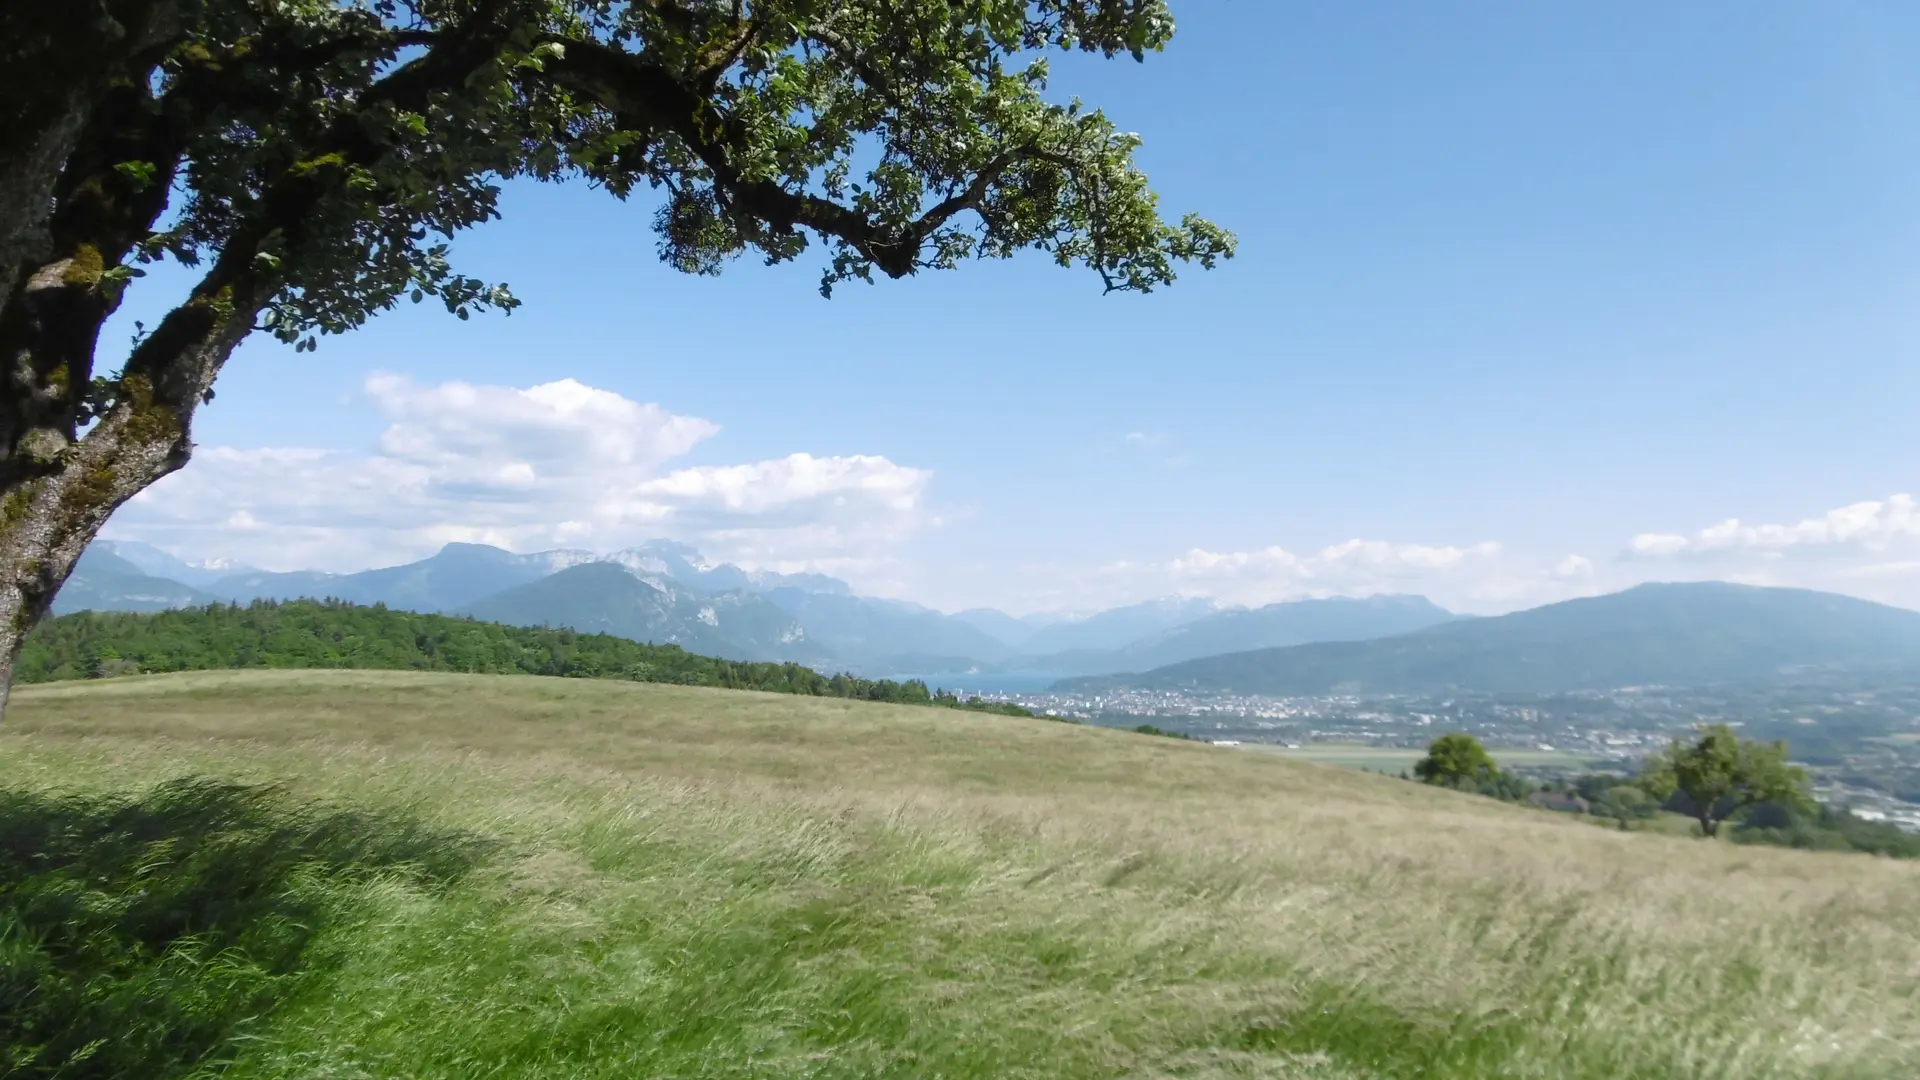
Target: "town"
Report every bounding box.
[955,678,1920,831]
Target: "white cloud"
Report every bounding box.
[1627,494,1919,559]
[1614,493,1920,611]
[636,454,927,523]
[109,375,931,576]
[1163,539,1512,606]
[944,537,1598,615]
[1553,555,1595,580]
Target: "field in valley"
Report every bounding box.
[1248,743,1599,775]
[4,670,1917,1079]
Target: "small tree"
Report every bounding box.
[1413,733,1497,790]
[1639,725,1811,839]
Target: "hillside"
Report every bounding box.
[13,600,1027,715]
[3,671,1915,1079]
[1057,582,1920,695]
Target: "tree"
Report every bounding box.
[0,0,1233,716]
[1639,724,1811,839]
[1413,733,1497,790]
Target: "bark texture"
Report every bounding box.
[0,0,205,717]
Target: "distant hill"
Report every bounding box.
[949,608,1057,648]
[53,549,215,615]
[1016,597,1222,655]
[208,542,594,610]
[760,589,1015,668]
[12,600,1028,715]
[1054,583,1920,696]
[1020,594,1460,675]
[460,563,830,663]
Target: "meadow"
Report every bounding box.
[4,670,1917,1079]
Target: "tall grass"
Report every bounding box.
[0,779,490,1078]
[3,670,1917,1078]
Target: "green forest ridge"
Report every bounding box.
[18,601,1033,717]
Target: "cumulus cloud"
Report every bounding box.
[1627,494,1919,560]
[109,375,931,575]
[1614,493,1920,611]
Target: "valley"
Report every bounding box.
[64,540,1920,820]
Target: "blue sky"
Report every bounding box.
[106,1,1920,614]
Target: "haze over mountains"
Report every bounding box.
[1056,583,1920,696]
[60,540,1920,694]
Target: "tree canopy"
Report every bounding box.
[0,0,1230,702]
[1639,724,1811,839]
[1413,733,1497,789]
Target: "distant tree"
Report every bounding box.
[1639,725,1812,839]
[1475,769,1536,803]
[0,0,1233,716]
[1594,783,1657,826]
[1733,802,1920,859]
[1414,733,1498,789]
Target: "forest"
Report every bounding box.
[17,601,1033,717]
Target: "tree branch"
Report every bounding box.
[545,37,1084,282]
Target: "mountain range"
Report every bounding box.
[1053,582,1920,696]
[59,540,1920,694]
[71,539,1464,674]
[461,563,833,664]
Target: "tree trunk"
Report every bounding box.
[0,385,199,714]
[0,0,202,721]
[0,0,182,305]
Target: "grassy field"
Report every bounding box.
[3,670,1917,1079]
[1249,743,1599,775]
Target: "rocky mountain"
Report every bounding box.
[99,540,259,588]
[459,562,829,663]
[599,539,854,596]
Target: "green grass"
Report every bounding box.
[4,670,1918,1079]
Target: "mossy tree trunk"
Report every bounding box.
[0,242,263,720]
[0,0,268,720]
